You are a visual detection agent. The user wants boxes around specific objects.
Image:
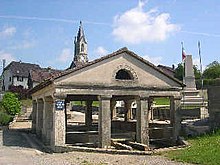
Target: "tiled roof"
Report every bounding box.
[157,65,175,77]
[30,47,184,94]
[4,61,41,77]
[29,68,62,83]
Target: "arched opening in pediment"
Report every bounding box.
[115,69,134,80]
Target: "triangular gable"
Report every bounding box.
[54,48,183,89]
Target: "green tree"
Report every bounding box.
[174,63,201,81]
[174,63,184,81]
[203,61,220,79]
[2,92,21,115]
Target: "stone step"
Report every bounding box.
[182,98,204,102]
[181,102,207,106]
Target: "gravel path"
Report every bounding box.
[0,122,191,165]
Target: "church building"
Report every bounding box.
[70,21,88,68]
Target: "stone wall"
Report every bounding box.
[208,86,220,128]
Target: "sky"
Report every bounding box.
[0,0,220,74]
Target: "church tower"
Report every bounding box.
[70,21,88,68]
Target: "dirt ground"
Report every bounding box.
[0,120,191,165]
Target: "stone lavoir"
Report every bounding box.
[30,22,184,152]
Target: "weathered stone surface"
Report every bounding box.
[208,86,220,128]
[184,55,196,89]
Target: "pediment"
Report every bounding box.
[55,49,182,89]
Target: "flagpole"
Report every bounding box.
[181,42,185,83]
[198,41,204,105]
[181,42,185,107]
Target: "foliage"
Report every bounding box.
[193,65,201,80]
[0,111,12,126]
[164,129,220,165]
[174,63,201,81]
[174,63,184,81]
[154,97,170,105]
[21,99,32,108]
[8,85,29,99]
[72,101,99,107]
[203,78,220,87]
[0,102,12,126]
[2,92,21,115]
[203,61,220,79]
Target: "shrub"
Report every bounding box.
[2,92,21,115]
[8,85,29,99]
[0,111,12,126]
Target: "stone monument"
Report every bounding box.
[181,55,208,119]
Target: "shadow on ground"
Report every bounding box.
[1,127,46,152]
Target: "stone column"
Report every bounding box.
[110,100,117,120]
[170,96,181,144]
[32,100,37,133]
[98,95,111,148]
[124,100,133,121]
[65,101,71,129]
[36,99,44,138]
[42,98,47,144]
[50,98,66,151]
[42,96,53,145]
[148,98,154,120]
[85,100,93,128]
[136,97,149,145]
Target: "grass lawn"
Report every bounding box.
[72,101,99,107]
[163,129,220,165]
[154,97,170,105]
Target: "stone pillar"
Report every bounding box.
[36,99,44,138]
[110,100,117,120]
[98,95,111,148]
[42,98,47,144]
[170,96,181,144]
[148,98,154,120]
[124,100,133,121]
[85,100,93,128]
[32,100,37,133]
[65,101,71,129]
[51,98,66,151]
[42,96,53,145]
[136,97,149,145]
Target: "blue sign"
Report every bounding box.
[55,100,65,110]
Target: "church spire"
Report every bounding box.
[70,21,88,69]
[77,21,86,43]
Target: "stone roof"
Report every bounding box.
[30,47,184,94]
[4,61,41,78]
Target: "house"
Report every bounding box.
[28,67,62,89]
[2,61,41,91]
[157,64,175,77]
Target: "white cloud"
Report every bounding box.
[143,55,162,65]
[112,1,180,44]
[57,48,72,63]
[0,26,16,38]
[94,46,108,56]
[0,51,16,65]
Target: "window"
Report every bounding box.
[17,76,23,82]
[9,77,11,82]
[115,69,133,80]
[81,43,84,52]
